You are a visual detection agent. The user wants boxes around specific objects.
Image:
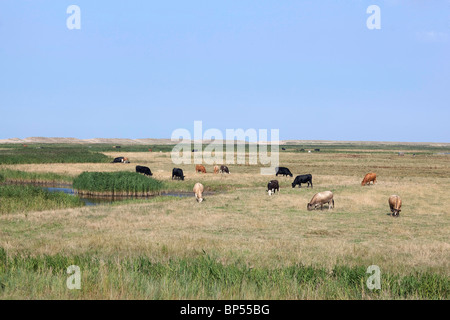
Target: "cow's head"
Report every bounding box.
[197,197,203,203]
[291,182,296,188]
[307,203,315,211]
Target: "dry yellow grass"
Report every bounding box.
[1,150,449,277]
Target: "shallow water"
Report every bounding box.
[45,186,194,206]
[3,182,206,206]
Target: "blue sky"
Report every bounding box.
[0,1,449,142]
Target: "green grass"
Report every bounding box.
[0,249,447,299]
[0,169,73,184]
[72,171,165,196]
[0,146,111,164]
[0,185,84,214]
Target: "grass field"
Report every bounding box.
[0,146,111,165]
[0,143,448,299]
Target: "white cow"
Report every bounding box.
[193,183,204,203]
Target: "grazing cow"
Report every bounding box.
[315,149,320,152]
[220,165,230,174]
[307,191,334,211]
[361,173,377,186]
[389,195,402,217]
[112,157,129,163]
[172,168,185,180]
[196,164,207,173]
[275,167,293,177]
[292,174,313,188]
[136,165,152,176]
[193,182,204,203]
[192,149,199,152]
[398,152,405,156]
[214,166,219,174]
[282,147,286,151]
[267,180,279,196]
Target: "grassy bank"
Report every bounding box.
[0,185,84,214]
[72,171,165,196]
[0,249,447,299]
[0,169,73,184]
[0,146,111,165]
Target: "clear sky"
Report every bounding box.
[0,1,449,142]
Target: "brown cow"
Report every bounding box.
[214,166,219,174]
[195,164,207,173]
[389,195,402,217]
[307,191,334,211]
[361,173,377,186]
[193,182,204,203]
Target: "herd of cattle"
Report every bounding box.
[115,158,402,217]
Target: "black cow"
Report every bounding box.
[112,157,130,163]
[314,149,320,152]
[220,165,230,174]
[267,180,279,196]
[172,168,185,180]
[275,167,293,177]
[292,174,313,188]
[136,165,152,176]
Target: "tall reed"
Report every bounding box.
[72,171,165,196]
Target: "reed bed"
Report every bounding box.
[72,171,165,196]
[0,249,447,299]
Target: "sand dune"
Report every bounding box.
[0,137,448,147]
